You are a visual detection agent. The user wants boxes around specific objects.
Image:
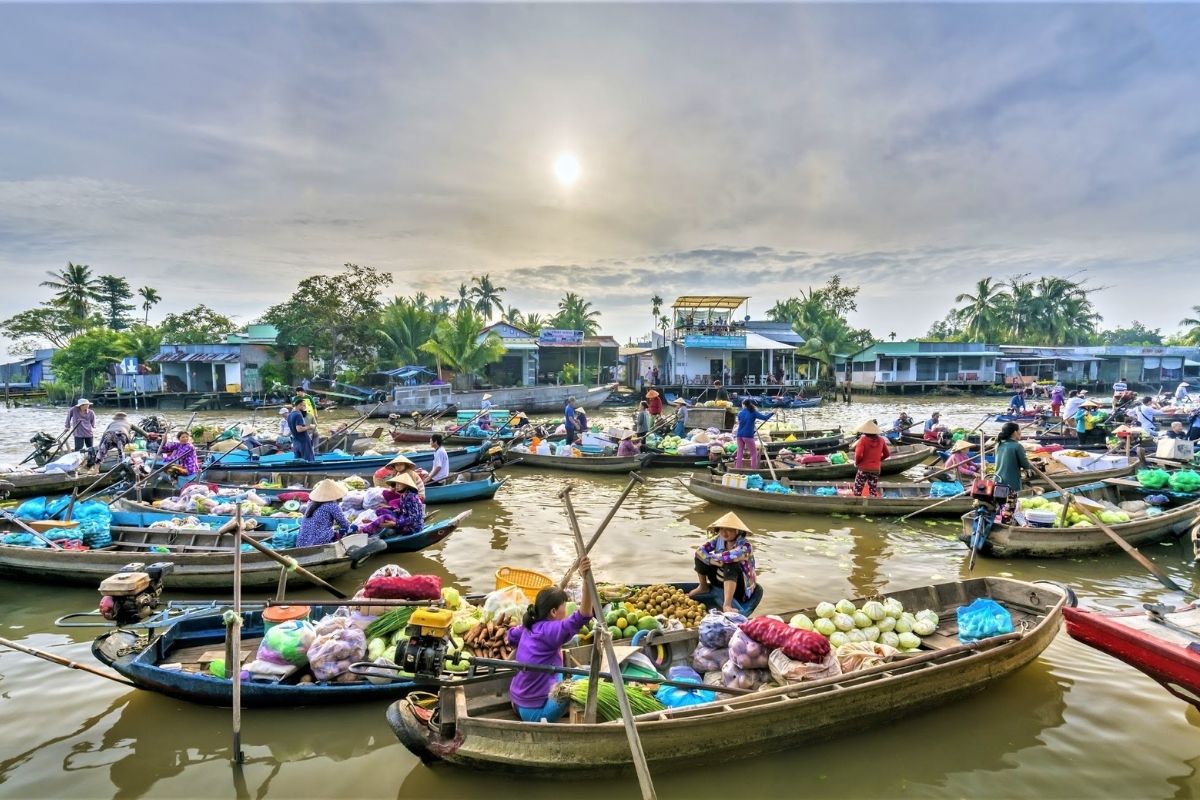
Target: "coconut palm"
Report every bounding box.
[137,286,161,324]
[522,312,546,334]
[41,262,102,323]
[454,283,471,311]
[1180,306,1200,345]
[469,274,506,320]
[377,298,438,368]
[419,306,506,389]
[120,324,164,364]
[501,305,524,327]
[552,292,601,336]
[651,293,664,332]
[953,277,1011,342]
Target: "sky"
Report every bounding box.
[1,3,1199,357]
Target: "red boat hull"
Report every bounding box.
[1063,606,1200,708]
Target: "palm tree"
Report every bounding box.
[137,286,161,324]
[953,277,1010,342]
[120,323,163,364]
[501,305,524,327]
[522,312,545,334]
[41,262,101,323]
[888,331,897,341]
[430,296,452,315]
[377,298,438,368]
[454,283,471,311]
[469,274,506,320]
[1180,305,1200,345]
[419,306,506,389]
[552,292,601,336]
[651,293,664,333]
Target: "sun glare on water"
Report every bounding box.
[554,152,581,187]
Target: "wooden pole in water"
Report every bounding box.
[560,485,657,800]
[227,506,245,765]
[0,636,135,686]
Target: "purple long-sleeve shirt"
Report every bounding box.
[159,441,200,475]
[297,501,351,548]
[507,610,588,709]
[64,407,97,438]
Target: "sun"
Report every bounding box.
[554,152,581,187]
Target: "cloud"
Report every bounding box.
[0,3,1198,356]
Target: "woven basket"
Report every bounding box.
[495,566,553,603]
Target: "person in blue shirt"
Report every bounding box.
[734,399,773,469]
[563,396,579,445]
[1009,391,1027,413]
[287,405,315,461]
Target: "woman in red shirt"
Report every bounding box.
[852,420,890,497]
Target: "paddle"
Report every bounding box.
[0,636,135,686]
[560,485,657,800]
[559,472,644,588]
[216,518,350,599]
[1037,471,1198,600]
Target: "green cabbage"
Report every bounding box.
[835,599,856,615]
[852,611,873,629]
[814,618,837,637]
[815,602,836,619]
[861,600,886,622]
[789,613,814,631]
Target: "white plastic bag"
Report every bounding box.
[483,585,529,621]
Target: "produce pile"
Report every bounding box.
[626,584,707,627]
[1017,496,1131,527]
[562,679,665,721]
[1138,469,1171,489]
[1169,469,1200,493]
[463,613,517,660]
[789,597,939,653]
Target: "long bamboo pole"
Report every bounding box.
[0,636,135,686]
[559,472,644,588]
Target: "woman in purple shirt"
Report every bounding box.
[507,557,593,722]
[297,479,352,548]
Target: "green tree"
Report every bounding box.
[377,297,438,369]
[551,292,601,336]
[418,306,506,389]
[651,293,664,333]
[953,277,1010,342]
[97,274,136,330]
[263,264,392,373]
[521,312,546,334]
[120,323,163,363]
[500,305,524,327]
[0,306,77,349]
[454,283,471,311]
[1178,306,1200,345]
[40,262,101,322]
[469,273,506,320]
[138,286,161,324]
[1099,322,1163,346]
[159,304,236,344]
[767,276,873,379]
[50,327,127,393]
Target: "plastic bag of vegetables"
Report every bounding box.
[691,644,729,673]
[655,666,718,708]
[1137,469,1171,489]
[727,629,770,669]
[482,585,529,622]
[1168,469,1200,493]
[956,598,1013,643]
[243,619,317,677]
[720,658,771,690]
[740,617,831,663]
[308,616,367,681]
[698,609,746,648]
[833,641,900,673]
[768,647,841,684]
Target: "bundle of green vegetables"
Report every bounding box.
[565,679,665,721]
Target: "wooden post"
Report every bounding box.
[227,507,245,764]
[560,485,657,800]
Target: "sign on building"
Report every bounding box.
[683,334,746,349]
[120,357,139,375]
[538,329,584,345]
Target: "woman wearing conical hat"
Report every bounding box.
[296,479,352,548]
[852,419,890,498]
[688,511,762,614]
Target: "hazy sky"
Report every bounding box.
[1,3,1198,356]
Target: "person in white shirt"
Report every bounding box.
[1112,378,1128,395]
[1133,396,1159,436]
[1062,391,1085,422]
[1174,382,1190,404]
[428,433,450,485]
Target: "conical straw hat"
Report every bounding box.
[708,511,751,534]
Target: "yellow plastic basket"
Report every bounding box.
[495,566,553,603]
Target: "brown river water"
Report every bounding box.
[1,399,1198,798]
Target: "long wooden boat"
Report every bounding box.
[205,444,488,478]
[1064,603,1200,708]
[156,469,507,506]
[0,468,123,499]
[0,527,359,590]
[357,382,615,417]
[502,450,653,473]
[110,501,468,554]
[685,473,976,516]
[385,577,1067,774]
[726,443,936,481]
[1027,457,1137,489]
[91,605,418,707]
[957,480,1200,558]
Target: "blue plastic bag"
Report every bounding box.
[745,474,764,490]
[44,495,73,520]
[655,666,717,708]
[15,497,48,520]
[956,598,1013,643]
[929,481,965,498]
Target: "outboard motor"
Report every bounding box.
[28,431,59,467]
[394,608,455,677]
[98,562,174,626]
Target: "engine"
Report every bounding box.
[394,607,455,677]
[98,562,174,626]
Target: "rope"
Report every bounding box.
[221,610,243,628]
[283,556,299,573]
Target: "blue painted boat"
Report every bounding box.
[205,444,489,475]
[91,605,418,707]
[380,512,469,553]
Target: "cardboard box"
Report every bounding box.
[1156,439,1195,461]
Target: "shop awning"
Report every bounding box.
[672,296,749,311]
[739,332,795,351]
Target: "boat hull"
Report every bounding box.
[205,445,487,478]
[0,469,122,499]
[1063,605,1200,708]
[727,444,935,481]
[686,473,975,516]
[503,451,653,473]
[386,578,1065,775]
[358,384,616,418]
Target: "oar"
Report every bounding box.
[322,401,382,453]
[0,636,135,686]
[967,413,994,435]
[1038,471,1198,600]
[0,507,64,549]
[560,485,656,800]
[559,472,644,588]
[216,518,350,599]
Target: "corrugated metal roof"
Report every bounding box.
[150,351,240,363]
[671,296,749,310]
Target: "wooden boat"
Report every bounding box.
[157,469,507,506]
[0,468,123,499]
[502,450,653,473]
[685,473,976,516]
[91,605,418,707]
[386,577,1068,774]
[957,479,1200,558]
[205,444,489,478]
[0,527,359,590]
[1064,603,1200,708]
[1027,457,1137,489]
[726,443,936,481]
[110,501,469,555]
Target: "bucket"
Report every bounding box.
[262,604,311,633]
